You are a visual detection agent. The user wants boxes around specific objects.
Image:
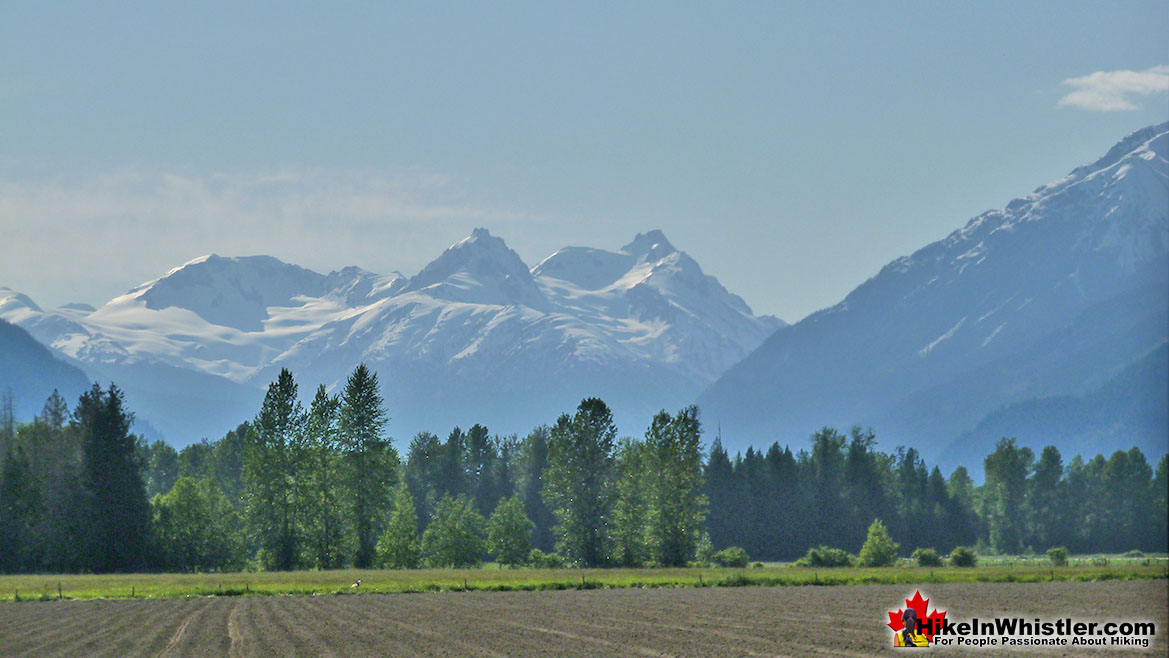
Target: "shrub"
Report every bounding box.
[796,546,854,568]
[1046,546,1069,567]
[528,548,566,569]
[859,518,899,567]
[711,546,750,568]
[1122,550,1144,558]
[949,545,977,567]
[912,547,943,567]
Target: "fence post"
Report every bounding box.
[58,582,62,600]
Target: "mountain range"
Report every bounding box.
[699,122,1168,469]
[1,124,1165,470]
[0,230,782,443]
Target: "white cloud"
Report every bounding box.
[0,168,538,307]
[1056,65,1169,112]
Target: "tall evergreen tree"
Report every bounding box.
[76,384,151,572]
[338,364,398,569]
[404,431,444,535]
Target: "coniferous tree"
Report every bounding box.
[404,431,444,535]
[702,437,735,550]
[338,364,398,569]
[76,384,151,572]
[0,436,33,572]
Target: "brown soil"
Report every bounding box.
[0,580,1164,657]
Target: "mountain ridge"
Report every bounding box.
[1,230,782,444]
[699,122,1169,463]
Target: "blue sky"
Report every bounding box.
[2,1,1167,322]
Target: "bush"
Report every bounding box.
[796,546,854,568]
[1122,550,1144,558]
[711,546,750,568]
[859,518,899,567]
[949,546,977,567]
[1046,546,1069,567]
[912,547,943,567]
[528,548,566,569]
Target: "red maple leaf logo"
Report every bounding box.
[887,590,947,642]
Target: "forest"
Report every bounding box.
[0,364,1165,574]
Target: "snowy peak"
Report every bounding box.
[120,254,330,332]
[0,287,44,320]
[405,228,548,309]
[532,247,636,291]
[620,229,677,261]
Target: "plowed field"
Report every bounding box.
[1,580,1164,656]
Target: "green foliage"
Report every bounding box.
[152,477,246,572]
[527,548,567,569]
[244,368,306,571]
[1047,546,1069,567]
[858,518,899,567]
[796,546,854,567]
[609,438,649,567]
[949,545,977,567]
[76,383,152,573]
[643,406,707,567]
[912,547,943,567]
[711,546,749,568]
[376,483,421,569]
[487,495,534,567]
[422,495,486,568]
[544,398,617,567]
[982,438,1035,554]
[339,364,398,569]
[145,441,179,499]
[301,386,349,569]
[694,532,714,566]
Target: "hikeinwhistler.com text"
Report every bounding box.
[920,617,1156,649]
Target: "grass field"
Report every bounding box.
[2,556,1165,602]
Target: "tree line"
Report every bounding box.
[0,374,1165,574]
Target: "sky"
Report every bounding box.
[2,1,1167,323]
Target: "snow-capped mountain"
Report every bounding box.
[1,230,782,444]
[699,123,1169,467]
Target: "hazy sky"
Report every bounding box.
[2,1,1167,322]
